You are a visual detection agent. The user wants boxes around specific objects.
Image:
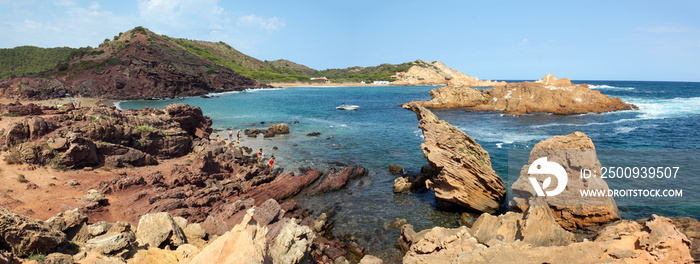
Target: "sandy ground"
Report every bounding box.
[267,81,391,87]
[0,108,258,223]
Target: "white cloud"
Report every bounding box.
[236,14,286,31]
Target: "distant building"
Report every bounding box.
[310,77,330,83]
[373,80,390,85]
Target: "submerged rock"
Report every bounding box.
[403,102,505,213]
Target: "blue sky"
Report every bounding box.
[1,0,699,81]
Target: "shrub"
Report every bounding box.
[4,150,22,164]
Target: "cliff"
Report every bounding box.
[0,27,268,100]
[391,60,505,87]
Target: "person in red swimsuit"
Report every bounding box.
[269,155,275,170]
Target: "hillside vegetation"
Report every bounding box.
[2,26,423,84]
[0,46,77,80]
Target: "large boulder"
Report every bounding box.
[135,212,187,248]
[187,210,270,264]
[60,137,99,168]
[471,198,575,247]
[84,231,136,255]
[46,208,88,232]
[510,131,621,231]
[268,123,290,135]
[399,224,486,264]
[269,218,315,264]
[0,206,66,256]
[403,102,505,213]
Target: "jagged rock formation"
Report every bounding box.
[0,27,267,100]
[510,131,621,231]
[0,102,211,169]
[410,85,490,108]
[402,102,505,213]
[0,206,66,256]
[392,60,505,87]
[399,214,693,264]
[408,73,637,115]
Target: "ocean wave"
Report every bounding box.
[114,100,125,110]
[244,87,284,93]
[456,126,548,144]
[206,90,242,97]
[630,96,700,119]
[530,96,700,129]
[588,84,635,90]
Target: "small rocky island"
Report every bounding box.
[407,73,638,115]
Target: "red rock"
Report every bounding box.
[309,166,368,193]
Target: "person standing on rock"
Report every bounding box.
[257,148,263,163]
[216,135,220,142]
[237,129,242,144]
[229,129,233,141]
[269,155,275,170]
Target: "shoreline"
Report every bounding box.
[267,81,392,87]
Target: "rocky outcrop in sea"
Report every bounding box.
[402,101,505,213]
[408,73,638,115]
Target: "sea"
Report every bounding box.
[119,81,700,261]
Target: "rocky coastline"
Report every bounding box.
[407,73,638,115]
[0,97,696,263]
[0,102,378,263]
[398,104,696,263]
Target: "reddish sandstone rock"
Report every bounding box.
[309,166,368,194]
[403,102,505,213]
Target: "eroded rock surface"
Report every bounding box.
[403,102,505,213]
[407,73,636,115]
[510,131,621,231]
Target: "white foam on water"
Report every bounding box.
[244,87,284,93]
[496,143,503,149]
[456,126,548,144]
[530,96,700,129]
[206,90,242,97]
[114,101,125,110]
[628,96,700,120]
[588,84,635,90]
[614,126,637,134]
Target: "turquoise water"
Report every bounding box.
[120,81,700,260]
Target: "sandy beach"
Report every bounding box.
[267,81,391,87]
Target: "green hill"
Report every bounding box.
[1,27,420,84]
[0,46,77,80]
